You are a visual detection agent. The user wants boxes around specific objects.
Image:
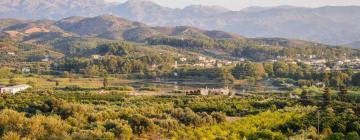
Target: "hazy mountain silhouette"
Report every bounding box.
[1,0,360,45]
[0,15,245,42]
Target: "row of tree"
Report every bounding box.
[231,61,359,87]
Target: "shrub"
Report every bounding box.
[139,87,160,92]
[64,85,82,91]
[104,119,132,140]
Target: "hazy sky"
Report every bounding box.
[106,0,360,10]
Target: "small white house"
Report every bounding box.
[180,57,187,62]
[198,56,206,62]
[200,87,230,96]
[0,84,31,95]
[22,68,31,73]
[7,52,15,56]
[91,55,104,60]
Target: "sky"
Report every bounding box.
[106,0,360,10]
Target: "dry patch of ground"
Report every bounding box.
[24,27,50,34]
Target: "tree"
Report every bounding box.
[27,81,36,88]
[159,119,179,133]
[263,62,274,77]
[210,112,226,123]
[348,121,360,133]
[323,87,332,108]
[232,62,265,80]
[2,132,21,140]
[300,90,310,106]
[298,79,312,87]
[273,61,289,77]
[0,109,26,136]
[322,72,331,86]
[98,42,129,56]
[326,133,344,140]
[55,81,60,87]
[32,63,41,74]
[128,114,156,134]
[288,63,300,79]
[352,73,360,86]
[63,71,71,78]
[345,132,359,140]
[8,76,18,86]
[0,67,11,78]
[84,65,100,77]
[232,63,245,79]
[339,86,347,102]
[157,64,172,77]
[251,63,266,80]
[301,63,313,79]
[330,71,350,87]
[104,120,132,140]
[219,68,235,84]
[345,67,354,79]
[103,75,109,89]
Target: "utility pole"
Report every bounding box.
[317,110,320,140]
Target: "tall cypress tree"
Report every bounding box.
[103,74,109,89]
[300,90,310,106]
[339,86,348,102]
[323,87,331,108]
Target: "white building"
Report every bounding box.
[344,59,351,63]
[22,68,31,73]
[309,55,317,59]
[336,61,344,66]
[0,84,31,95]
[200,87,230,96]
[42,55,50,62]
[7,52,15,56]
[194,63,205,67]
[198,56,206,62]
[186,87,230,96]
[91,55,104,60]
[209,59,216,64]
[180,57,187,62]
[313,59,327,64]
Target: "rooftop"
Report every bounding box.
[2,84,30,89]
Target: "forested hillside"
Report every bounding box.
[1,15,359,63]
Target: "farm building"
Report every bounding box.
[0,84,31,95]
[186,87,230,96]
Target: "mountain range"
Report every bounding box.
[347,41,360,49]
[0,15,247,43]
[1,14,359,64]
[0,0,360,46]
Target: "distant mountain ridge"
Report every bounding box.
[0,15,329,52]
[0,15,245,42]
[2,15,357,63]
[1,0,360,45]
[346,41,360,49]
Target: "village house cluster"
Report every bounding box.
[271,55,360,72]
[91,52,360,73]
[178,56,238,68]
